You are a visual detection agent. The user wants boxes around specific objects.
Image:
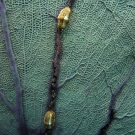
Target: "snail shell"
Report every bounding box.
[57,7,71,29]
[44,110,55,129]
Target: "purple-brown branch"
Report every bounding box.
[0,0,27,135]
[68,0,75,8]
[45,1,75,135]
[45,26,62,135]
[97,59,135,135]
[0,91,15,113]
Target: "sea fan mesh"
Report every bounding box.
[1,0,135,135]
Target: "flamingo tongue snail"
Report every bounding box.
[57,7,71,29]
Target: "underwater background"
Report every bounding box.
[1,0,135,135]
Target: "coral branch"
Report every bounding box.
[97,60,135,135]
[68,0,76,8]
[44,1,75,134]
[0,0,27,135]
[0,91,14,113]
[116,112,135,119]
[68,118,82,135]
[58,72,77,88]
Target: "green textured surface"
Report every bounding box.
[1,0,135,135]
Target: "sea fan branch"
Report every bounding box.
[0,0,28,135]
[97,59,135,135]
